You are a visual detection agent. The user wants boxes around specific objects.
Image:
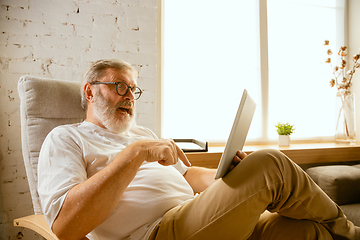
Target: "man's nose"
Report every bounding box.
[124,89,135,101]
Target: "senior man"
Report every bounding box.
[38,59,360,240]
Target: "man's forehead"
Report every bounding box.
[102,68,137,83]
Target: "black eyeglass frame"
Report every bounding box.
[91,81,143,100]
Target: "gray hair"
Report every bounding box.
[80,59,138,111]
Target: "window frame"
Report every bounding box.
[156,0,348,144]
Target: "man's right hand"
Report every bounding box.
[141,139,191,167]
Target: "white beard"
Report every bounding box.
[93,91,135,134]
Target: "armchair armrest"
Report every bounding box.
[306,164,360,205]
[14,214,58,240]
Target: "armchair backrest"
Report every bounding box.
[18,75,85,214]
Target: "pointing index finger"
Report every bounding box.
[175,144,191,167]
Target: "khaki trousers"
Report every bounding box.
[149,149,357,240]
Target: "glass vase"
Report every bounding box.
[335,91,356,143]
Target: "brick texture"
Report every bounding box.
[0,0,158,239]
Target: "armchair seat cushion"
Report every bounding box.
[306,164,360,205]
[340,203,360,226]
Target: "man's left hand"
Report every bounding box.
[229,150,247,171]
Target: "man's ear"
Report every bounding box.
[84,83,94,103]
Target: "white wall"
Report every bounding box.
[0,0,158,239]
[349,0,360,142]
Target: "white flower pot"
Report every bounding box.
[278,135,290,146]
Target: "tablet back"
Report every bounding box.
[214,89,256,179]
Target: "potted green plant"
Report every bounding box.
[275,122,295,146]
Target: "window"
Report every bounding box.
[161,0,346,143]
[267,0,346,140]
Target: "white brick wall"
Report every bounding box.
[0,0,158,239]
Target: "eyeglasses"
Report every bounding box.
[91,81,143,100]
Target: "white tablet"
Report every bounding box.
[214,89,256,179]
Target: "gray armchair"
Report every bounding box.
[14,75,85,239]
